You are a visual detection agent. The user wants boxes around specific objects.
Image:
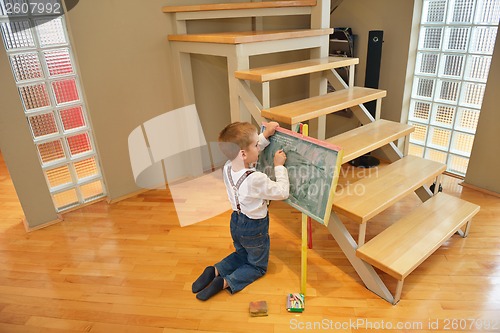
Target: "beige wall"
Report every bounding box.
[0,51,60,228]
[65,1,178,200]
[330,0,415,123]
[464,30,500,194]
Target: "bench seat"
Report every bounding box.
[235,56,358,82]
[168,28,332,44]
[356,192,480,303]
[163,1,317,13]
[333,155,446,224]
[326,119,413,164]
[261,87,386,125]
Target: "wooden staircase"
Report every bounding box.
[163,0,480,304]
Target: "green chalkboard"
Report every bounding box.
[257,126,343,226]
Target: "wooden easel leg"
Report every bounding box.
[307,216,313,249]
[301,213,308,295]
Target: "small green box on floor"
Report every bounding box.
[286,293,305,312]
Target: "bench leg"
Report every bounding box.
[358,223,367,247]
[227,54,251,123]
[463,219,472,237]
[433,175,442,195]
[393,280,404,305]
[457,219,473,238]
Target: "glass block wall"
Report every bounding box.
[408,0,499,177]
[0,1,106,211]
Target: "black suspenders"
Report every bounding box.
[226,165,254,214]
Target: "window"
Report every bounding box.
[1,0,106,211]
[408,0,499,177]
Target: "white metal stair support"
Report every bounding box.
[327,211,394,304]
[235,56,359,131]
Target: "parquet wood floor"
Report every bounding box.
[1,152,499,332]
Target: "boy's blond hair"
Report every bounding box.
[218,122,258,160]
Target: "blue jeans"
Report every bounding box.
[214,211,270,293]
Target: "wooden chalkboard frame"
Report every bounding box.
[257,125,343,226]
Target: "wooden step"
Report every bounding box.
[235,56,359,83]
[168,28,332,44]
[326,119,414,164]
[356,192,480,282]
[333,155,446,224]
[261,87,386,125]
[163,1,316,13]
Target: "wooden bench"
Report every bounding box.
[235,56,359,82]
[326,119,414,164]
[356,192,480,304]
[168,28,333,44]
[163,1,316,13]
[333,155,446,245]
[261,87,386,126]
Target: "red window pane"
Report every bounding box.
[52,79,79,105]
[60,106,85,131]
[67,132,92,156]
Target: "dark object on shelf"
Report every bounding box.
[348,155,380,168]
[430,182,443,193]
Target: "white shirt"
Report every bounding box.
[223,133,289,219]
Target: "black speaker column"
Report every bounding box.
[364,30,384,117]
[350,30,384,168]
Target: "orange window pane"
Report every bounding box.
[37,139,65,164]
[74,157,98,180]
[45,165,72,188]
[80,180,103,201]
[52,189,78,211]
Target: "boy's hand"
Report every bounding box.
[263,122,280,139]
[274,149,287,166]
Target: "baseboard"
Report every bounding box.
[460,182,500,198]
[23,214,63,232]
[107,188,152,204]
